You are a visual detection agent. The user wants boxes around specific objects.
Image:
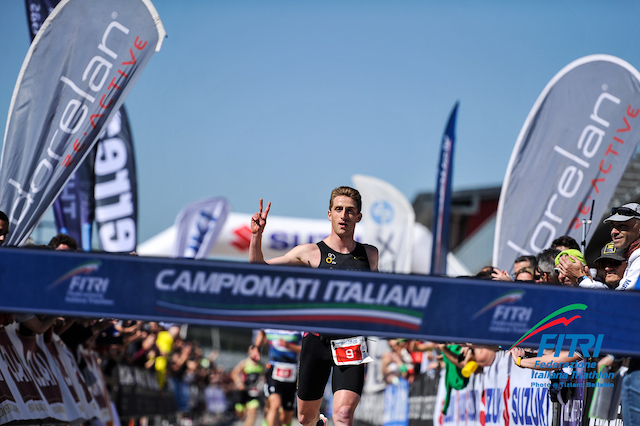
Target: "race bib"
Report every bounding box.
[271,362,297,383]
[330,336,373,366]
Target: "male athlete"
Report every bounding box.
[249,186,379,426]
[255,329,303,426]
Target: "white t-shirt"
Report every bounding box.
[616,247,640,290]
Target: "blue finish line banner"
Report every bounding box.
[1,247,639,356]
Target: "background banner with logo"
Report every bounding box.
[435,352,553,426]
[172,197,230,259]
[494,55,640,271]
[430,102,458,277]
[25,0,140,253]
[0,248,639,356]
[94,108,138,253]
[51,155,96,251]
[353,174,415,273]
[24,0,58,40]
[0,0,165,246]
[26,0,94,250]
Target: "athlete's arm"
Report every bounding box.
[249,199,271,264]
[254,330,267,348]
[249,199,319,267]
[264,243,320,267]
[365,244,379,272]
[510,347,580,370]
[231,359,247,389]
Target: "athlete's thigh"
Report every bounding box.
[297,334,333,401]
[331,364,365,395]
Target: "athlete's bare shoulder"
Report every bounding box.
[362,243,379,272]
[266,243,321,268]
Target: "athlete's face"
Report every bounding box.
[328,195,361,236]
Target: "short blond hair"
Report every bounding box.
[329,186,362,213]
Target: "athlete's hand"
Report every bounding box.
[251,199,271,235]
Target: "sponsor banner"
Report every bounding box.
[355,389,385,426]
[0,324,110,424]
[0,329,22,424]
[354,338,389,426]
[95,107,138,253]
[494,55,640,271]
[0,0,165,246]
[24,0,59,41]
[384,378,410,426]
[26,1,138,254]
[25,0,98,251]
[430,102,458,276]
[352,175,415,274]
[0,248,639,356]
[435,352,553,426]
[80,349,112,421]
[408,371,439,426]
[115,364,176,418]
[172,197,230,259]
[52,156,96,251]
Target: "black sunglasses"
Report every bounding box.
[611,207,640,217]
[598,260,624,269]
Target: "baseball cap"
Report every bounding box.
[603,203,640,223]
[594,242,626,263]
[554,249,586,267]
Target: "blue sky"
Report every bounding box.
[2,0,640,244]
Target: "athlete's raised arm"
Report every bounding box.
[249,198,271,263]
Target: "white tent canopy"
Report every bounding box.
[138,212,470,277]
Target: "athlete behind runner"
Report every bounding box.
[255,329,303,426]
[249,186,379,426]
[231,345,266,426]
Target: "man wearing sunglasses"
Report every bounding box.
[558,202,640,291]
[593,242,627,290]
[556,204,640,425]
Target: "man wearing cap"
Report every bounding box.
[559,204,640,426]
[554,249,606,288]
[558,202,640,291]
[594,242,627,289]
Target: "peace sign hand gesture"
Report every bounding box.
[251,198,271,235]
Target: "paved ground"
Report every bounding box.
[196,411,310,426]
[228,412,308,426]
